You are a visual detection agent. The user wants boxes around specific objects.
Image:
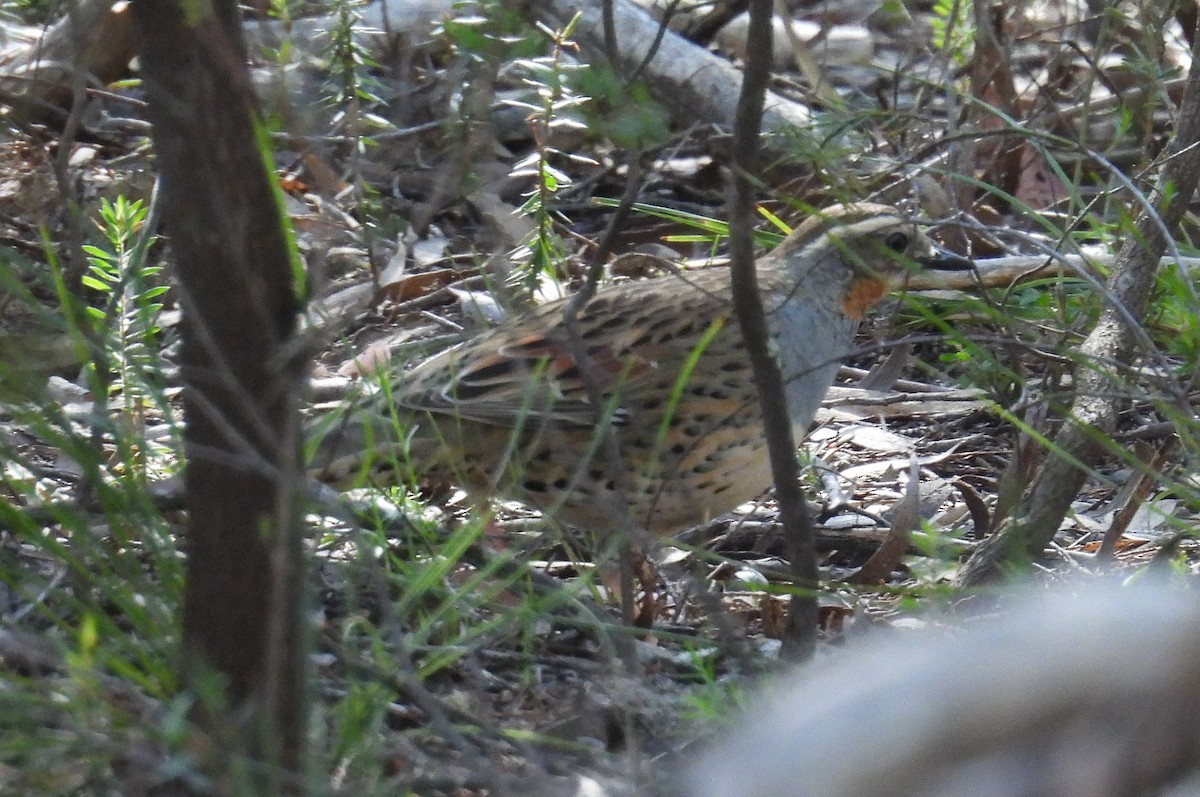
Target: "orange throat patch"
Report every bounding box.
[841,277,887,320]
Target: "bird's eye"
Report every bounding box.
[884,231,909,252]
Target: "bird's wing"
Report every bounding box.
[396,271,735,428]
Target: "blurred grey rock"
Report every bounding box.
[688,582,1200,797]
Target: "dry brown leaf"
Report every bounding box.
[376,268,459,303]
[336,340,392,379]
[301,151,347,196]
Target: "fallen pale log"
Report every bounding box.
[242,0,454,58]
[908,253,1200,290]
[244,0,812,142]
[683,252,1200,291]
[532,0,812,136]
[687,583,1200,797]
[0,0,134,120]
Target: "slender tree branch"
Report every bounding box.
[727,0,818,660]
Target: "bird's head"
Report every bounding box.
[770,203,972,319]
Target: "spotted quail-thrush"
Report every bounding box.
[311,203,971,535]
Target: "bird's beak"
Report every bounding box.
[919,244,974,271]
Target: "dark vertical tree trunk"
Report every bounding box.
[131,2,308,793]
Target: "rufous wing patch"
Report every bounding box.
[495,335,655,391]
[841,277,887,320]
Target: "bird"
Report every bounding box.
[311,203,972,537]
